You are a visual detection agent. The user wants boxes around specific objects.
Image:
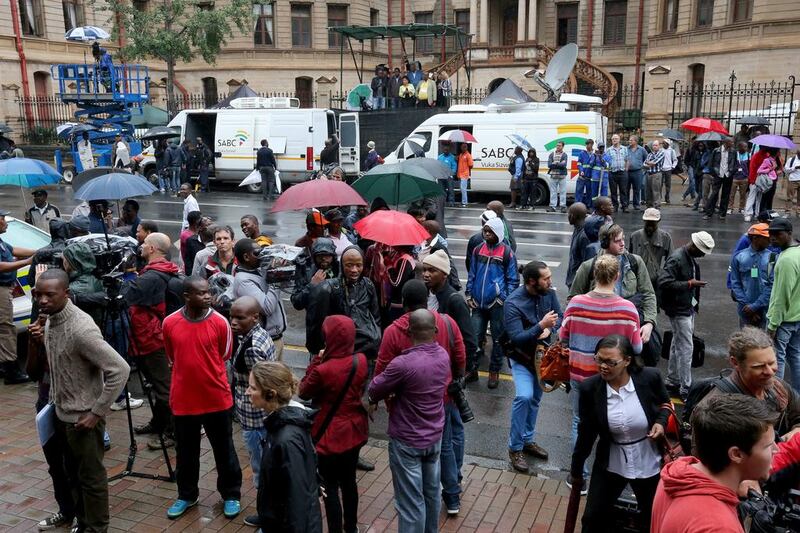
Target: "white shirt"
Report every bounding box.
[182,194,199,229]
[329,232,351,258]
[606,377,662,479]
[661,147,675,171]
[719,146,730,178]
[785,156,800,182]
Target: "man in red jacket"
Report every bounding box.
[122,232,181,449]
[651,394,778,532]
[375,279,466,515]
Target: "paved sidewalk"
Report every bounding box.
[0,383,579,532]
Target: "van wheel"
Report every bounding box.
[533,180,550,206]
[144,166,159,185]
[62,166,76,184]
[247,183,262,194]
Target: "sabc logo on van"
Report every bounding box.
[218,130,250,149]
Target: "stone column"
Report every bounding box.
[479,0,488,43]
[469,0,478,40]
[517,0,527,42]
[528,0,538,42]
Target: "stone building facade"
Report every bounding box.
[0,0,798,136]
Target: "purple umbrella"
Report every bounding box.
[750,134,796,150]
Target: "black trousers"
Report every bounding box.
[609,170,629,209]
[581,468,660,533]
[41,412,75,521]
[704,176,733,216]
[520,179,536,207]
[138,349,174,435]
[762,178,777,211]
[318,446,361,533]
[174,409,242,502]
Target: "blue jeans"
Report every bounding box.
[242,428,266,489]
[374,96,385,110]
[198,164,209,191]
[775,321,800,391]
[471,305,505,373]
[390,97,400,109]
[508,361,543,451]
[570,379,590,478]
[683,166,697,200]
[549,177,566,208]
[388,439,441,533]
[440,402,464,510]
[169,167,181,191]
[576,178,592,207]
[459,178,468,205]
[157,167,168,191]
[438,178,455,204]
[626,169,644,207]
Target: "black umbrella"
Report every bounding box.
[657,128,684,141]
[0,124,12,134]
[141,126,181,141]
[737,115,771,126]
[695,131,731,142]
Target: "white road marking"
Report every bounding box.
[447,224,572,236]
[153,200,252,209]
[447,237,569,249]
[450,255,561,268]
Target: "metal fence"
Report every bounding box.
[16,97,77,144]
[608,84,646,140]
[669,72,798,137]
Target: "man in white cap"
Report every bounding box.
[628,208,673,304]
[658,230,715,399]
[465,217,519,389]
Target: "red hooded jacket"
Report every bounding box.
[126,259,181,356]
[651,456,743,533]
[298,315,369,456]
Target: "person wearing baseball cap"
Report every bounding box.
[24,189,61,233]
[0,208,35,383]
[727,212,784,289]
[730,224,773,328]
[628,208,673,297]
[324,208,353,258]
[295,209,329,256]
[767,217,800,388]
[659,230,715,399]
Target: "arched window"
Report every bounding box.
[488,78,506,93]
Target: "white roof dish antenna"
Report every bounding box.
[531,43,578,102]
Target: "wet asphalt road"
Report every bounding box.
[5,182,753,477]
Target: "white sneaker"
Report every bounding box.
[744,215,752,222]
[110,393,144,411]
[727,208,733,215]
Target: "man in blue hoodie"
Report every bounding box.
[466,217,519,389]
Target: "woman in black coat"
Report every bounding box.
[247,361,322,533]
[570,335,669,533]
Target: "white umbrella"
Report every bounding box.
[56,122,79,136]
[64,26,111,42]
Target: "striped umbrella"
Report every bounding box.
[438,129,478,143]
[397,138,426,159]
[64,26,111,42]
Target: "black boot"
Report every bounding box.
[3,361,29,385]
[356,456,375,472]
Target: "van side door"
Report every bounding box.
[339,113,360,175]
[215,113,255,175]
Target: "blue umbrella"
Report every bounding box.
[0,158,62,187]
[64,26,111,42]
[75,172,157,201]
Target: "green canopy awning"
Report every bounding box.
[328,24,471,41]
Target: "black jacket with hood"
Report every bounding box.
[291,237,339,311]
[307,245,380,357]
[257,405,322,533]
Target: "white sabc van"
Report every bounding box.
[139,97,360,191]
[384,97,607,205]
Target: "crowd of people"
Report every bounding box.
[369,58,453,110]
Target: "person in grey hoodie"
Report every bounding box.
[232,238,287,360]
[30,268,130,533]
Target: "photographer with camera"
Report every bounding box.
[503,261,562,474]
[375,279,468,516]
[232,238,287,360]
[121,232,181,450]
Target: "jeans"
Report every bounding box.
[56,418,108,533]
[549,177,567,208]
[169,167,181,191]
[645,172,662,206]
[174,409,242,502]
[438,178,455,204]
[471,305,505,373]
[260,166,276,200]
[609,170,628,209]
[661,170,672,202]
[508,360,542,451]
[666,313,695,396]
[459,178,468,205]
[627,169,643,206]
[683,166,697,200]
[693,172,706,208]
[576,178,592,207]
[704,176,732,217]
[241,428,266,489]
[581,469,660,533]
[373,96,386,110]
[198,164,209,191]
[318,447,361,533]
[158,168,168,191]
[521,179,536,208]
[440,402,464,510]
[388,439,441,533]
[570,379,590,479]
[390,97,400,109]
[775,321,800,391]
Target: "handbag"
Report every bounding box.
[312,354,358,443]
[660,331,705,368]
[658,402,685,465]
[536,343,570,393]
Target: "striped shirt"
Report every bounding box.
[233,324,276,430]
[644,150,665,174]
[559,292,643,382]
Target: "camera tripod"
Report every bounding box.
[102,283,175,483]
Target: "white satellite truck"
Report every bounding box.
[384,44,608,205]
[138,97,360,192]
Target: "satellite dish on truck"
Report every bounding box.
[529,43,578,102]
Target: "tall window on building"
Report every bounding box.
[291,4,312,48]
[328,5,348,49]
[415,12,433,53]
[696,0,714,27]
[132,0,148,11]
[253,2,274,46]
[662,0,679,32]
[557,3,578,46]
[202,77,218,108]
[732,0,752,22]
[62,0,83,31]
[19,0,44,36]
[370,9,379,52]
[604,0,627,44]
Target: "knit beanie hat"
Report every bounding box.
[422,249,450,274]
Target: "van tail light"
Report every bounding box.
[306,147,314,171]
[11,283,24,298]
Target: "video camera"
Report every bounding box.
[257,244,304,286]
[740,489,800,532]
[33,248,64,269]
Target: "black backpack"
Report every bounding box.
[508,155,522,175]
[680,373,740,454]
[155,271,186,315]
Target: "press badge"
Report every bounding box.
[751,267,759,278]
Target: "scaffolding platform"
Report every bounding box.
[51,63,150,105]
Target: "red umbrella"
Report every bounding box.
[680,117,729,135]
[270,179,366,213]
[353,210,430,246]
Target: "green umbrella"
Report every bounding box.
[346,84,372,110]
[351,160,444,206]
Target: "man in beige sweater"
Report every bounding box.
[30,268,130,533]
